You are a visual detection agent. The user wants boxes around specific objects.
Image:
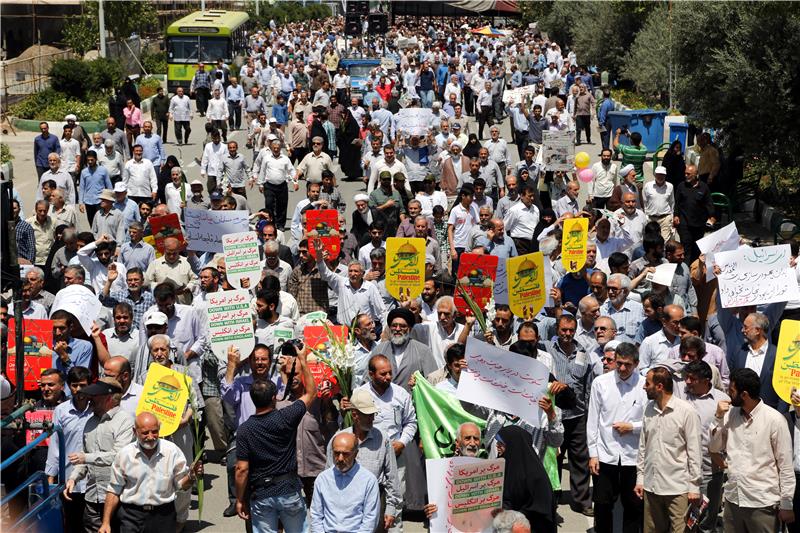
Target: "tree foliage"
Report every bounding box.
[246,1,331,26]
[620,5,671,104]
[61,15,97,57]
[85,0,157,40]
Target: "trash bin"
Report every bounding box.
[668,123,689,154]
[608,109,668,153]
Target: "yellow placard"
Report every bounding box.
[142,235,163,258]
[507,252,547,320]
[772,320,800,404]
[385,237,426,301]
[561,217,588,273]
[136,363,191,437]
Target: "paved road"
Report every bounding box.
[5,105,602,533]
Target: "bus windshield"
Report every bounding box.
[347,64,378,78]
[167,36,231,63]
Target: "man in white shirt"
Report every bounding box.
[168,87,192,145]
[613,192,648,247]
[200,129,226,193]
[206,87,229,142]
[411,296,466,369]
[252,139,298,231]
[638,305,683,373]
[122,145,157,203]
[587,342,647,533]
[589,149,618,209]
[77,234,128,295]
[484,126,510,177]
[643,165,676,241]
[504,182,540,255]
[37,152,77,204]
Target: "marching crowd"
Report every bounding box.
[0,12,793,533]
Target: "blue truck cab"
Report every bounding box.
[339,58,382,102]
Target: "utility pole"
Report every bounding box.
[98,0,106,58]
[201,0,206,12]
[256,0,260,17]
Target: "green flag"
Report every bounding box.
[411,371,486,459]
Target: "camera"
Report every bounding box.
[619,126,630,136]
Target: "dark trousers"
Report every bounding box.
[575,115,591,143]
[195,87,210,114]
[226,442,237,505]
[290,147,308,165]
[85,203,100,227]
[600,128,611,151]
[558,415,592,511]
[451,247,465,275]
[477,107,492,140]
[206,175,218,194]
[677,224,707,264]
[514,129,529,159]
[592,196,611,209]
[83,500,105,533]
[174,121,191,144]
[464,87,474,115]
[593,462,642,533]
[263,181,289,229]
[789,472,800,533]
[62,491,85,533]
[336,88,348,105]
[155,117,169,142]
[36,166,48,178]
[211,119,228,141]
[118,501,176,533]
[492,95,504,122]
[513,237,536,256]
[228,101,242,130]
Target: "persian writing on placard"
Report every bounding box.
[185,209,249,253]
[715,244,800,308]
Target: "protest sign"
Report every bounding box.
[5,319,53,391]
[458,337,550,425]
[223,231,262,290]
[395,108,433,137]
[306,209,340,260]
[411,371,486,459]
[25,410,53,446]
[149,213,184,254]
[308,361,340,398]
[381,57,397,70]
[501,85,536,106]
[561,217,589,272]
[454,253,498,317]
[697,221,739,281]
[646,262,678,287]
[715,244,800,307]
[304,325,349,352]
[137,363,191,437]
[385,237,426,300]
[773,319,800,404]
[507,252,548,320]
[207,290,255,359]
[185,209,249,253]
[542,129,575,171]
[50,284,101,336]
[427,457,504,533]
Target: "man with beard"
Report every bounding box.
[254,290,295,353]
[51,309,95,376]
[479,304,518,349]
[494,175,519,221]
[325,389,401,532]
[600,274,644,344]
[466,205,494,251]
[102,303,139,363]
[100,412,202,533]
[588,149,618,209]
[103,356,142,417]
[587,342,647,533]
[352,313,378,389]
[77,234,128,295]
[635,367,702,533]
[64,377,135,532]
[420,278,441,323]
[412,295,467,369]
[193,267,222,314]
[372,308,437,392]
[351,194,387,246]
[614,192,648,248]
[638,304,683,373]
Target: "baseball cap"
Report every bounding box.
[210,190,224,201]
[350,388,378,414]
[423,174,436,182]
[190,180,203,187]
[144,311,168,327]
[113,182,127,193]
[268,117,277,123]
[654,165,667,175]
[452,123,461,130]
[81,377,122,396]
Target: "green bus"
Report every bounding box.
[165,10,250,93]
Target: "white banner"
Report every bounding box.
[457,338,550,425]
[715,244,800,308]
[207,290,255,359]
[697,221,740,281]
[542,129,575,171]
[501,85,537,106]
[185,209,249,253]
[223,231,262,291]
[50,284,101,336]
[395,108,433,136]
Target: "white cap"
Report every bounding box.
[267,134,278,141]
[190,180,203,187]
[268,117,278,123]
[113,182,127,193]
[654,165,667,175]
[144,311,168,326]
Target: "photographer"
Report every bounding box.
[613,127,648,185]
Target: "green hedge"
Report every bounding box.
[142,51,167,75]
[49,57,123,101]
[10,89,108,122]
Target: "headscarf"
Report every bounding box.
[497,425,555,526]
[462,133,481,158]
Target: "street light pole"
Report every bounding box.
[98,0,106,58]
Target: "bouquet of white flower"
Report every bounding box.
[308,319,357,427]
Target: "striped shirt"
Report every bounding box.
[108,439,189,505]
[543,340,594,420]
[600,298,645,344]
[616,143,648,182]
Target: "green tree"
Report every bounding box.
[621,5,672,103]
[61,15,97,56]
[85,0,157,40]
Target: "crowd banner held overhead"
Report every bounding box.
[426,457,504,533]
[223,231,262,290]
[507,252,547,320]
[5,319,53,391]
[207,289,255,360]
[149,213,184,254]
[714,244,800,307]
[395,108,434,137]
[184,209,249,253]
[306,209,340,260]
[137,363,191,437]
[646,262,678,287]
[458,338,550,425]
[50,284,101,336]
[561,217,589,272]
[411,371,486,459]
[454,253,498,317]
[385,237,426,300]
[773,320,800,404]
[542,130,575,171]
[697,221,740,281]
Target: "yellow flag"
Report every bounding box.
[385,237,426,301]
[507,252,547,320]
[136,364,191,437]
[561,217,588,273]
[772,319,800,404]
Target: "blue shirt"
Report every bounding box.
[272,103,289,125]
[598,98,614,128]
[118,240,155,271]
[79,165,112,205]
[600,298,645,344]
[436,64,450,87]
[34,134,61,167]
[45,399,92,490]
[113,198,141,228]
[53,337,94,375]
[133,133,165,168]
[310,463,380,533]
[225,84,245,103]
